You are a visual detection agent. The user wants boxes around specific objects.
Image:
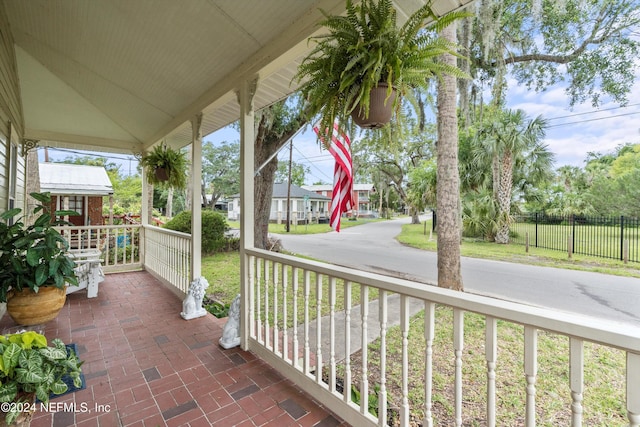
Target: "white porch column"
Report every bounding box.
[190,113,203,280]
[140,159,151,267]
[238,76,258,350]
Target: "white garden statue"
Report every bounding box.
[180,277,209,320]
[219,294,241,349]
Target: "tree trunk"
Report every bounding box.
[495,151,513,244]
[166,187,173,218]
[436,22,464,291]
[253,102,308,249]
[458,16,472,128]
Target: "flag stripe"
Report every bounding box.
[314,122,353,232]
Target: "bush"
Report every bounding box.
[164,210,230,254]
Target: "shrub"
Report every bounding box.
[164,210,229,254]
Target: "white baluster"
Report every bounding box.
[282,264,289,362]
[292,267,299,369]
[248,255,255,339]
[264,260,270,349]
[273,262,279,355]
[400,295,410,426]
[303,270,311,375]
[378,290,388,426]
[570,338,583,427]
[628,352,640,427]
[486,316,497,427]
[256,258,262,343]
[361,285,369,415]
[454,309,464,427]
[423,302,435,427]
[344,281,352,404]
[316,273,323,384]
[329,277,337,393]
[524,326,538,427]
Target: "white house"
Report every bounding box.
[228,183,330,223]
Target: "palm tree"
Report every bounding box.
[472,109,553,244]
[436,21,463,290]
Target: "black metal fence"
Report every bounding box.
[510,213,640,263]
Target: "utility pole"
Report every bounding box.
[285,141,293,232]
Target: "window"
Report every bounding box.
[7,142,18,225]
[65,196,84,215]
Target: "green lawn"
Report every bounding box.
[227,217,383,235]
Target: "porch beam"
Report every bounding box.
[190,113,203,280]
[238,76,258,350]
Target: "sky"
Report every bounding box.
[39,70,640,186]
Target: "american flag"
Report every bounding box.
[313,122,353,232]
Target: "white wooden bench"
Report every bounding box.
[66,249,104,298]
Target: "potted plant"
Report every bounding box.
[0,330,83,426]
[139,143,188,189]
[294,0,468,134]
[0,192,79,326]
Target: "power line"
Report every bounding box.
[547,110,640,128]
[290,145,333,182]
[546,103,640,121]
[39,146,137,162]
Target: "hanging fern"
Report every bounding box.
[140,143,189,190]
[294,0,470,140]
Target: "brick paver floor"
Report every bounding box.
[0,271,346,427]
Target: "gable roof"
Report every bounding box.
[232,183,330,200]
[39,163,114,196]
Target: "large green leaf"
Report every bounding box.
[35,264,48,286]
[15,367,45,384]
[2,343,21,373]
[39,346,67,361]
[0,381,18,403]
[50,379,68,395]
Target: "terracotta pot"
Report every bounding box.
[7,286,67,326]
[155,167,169,181]
[351,83,397,129]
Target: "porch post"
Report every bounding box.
[140,158,151,267]
[190,113,203,280]
[238,76,257,350]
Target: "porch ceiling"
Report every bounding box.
[4,0,474,155]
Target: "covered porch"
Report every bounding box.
[1,0,640,426]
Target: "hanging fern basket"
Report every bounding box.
[351,83,397,129]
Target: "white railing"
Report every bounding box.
[244,247,640,427]
[57,224,141,272]
[143,225,191,296]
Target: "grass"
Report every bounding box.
[398,221,640,278]
[202,219,631,425]
[227,217,383,235]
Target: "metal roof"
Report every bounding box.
[4,0,475,154]
[39,163,114,196]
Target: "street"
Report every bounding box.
[274,216,640,326]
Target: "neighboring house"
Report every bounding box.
[39,163,114,226]
[303,183,376,217]
[228,183,330,223]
